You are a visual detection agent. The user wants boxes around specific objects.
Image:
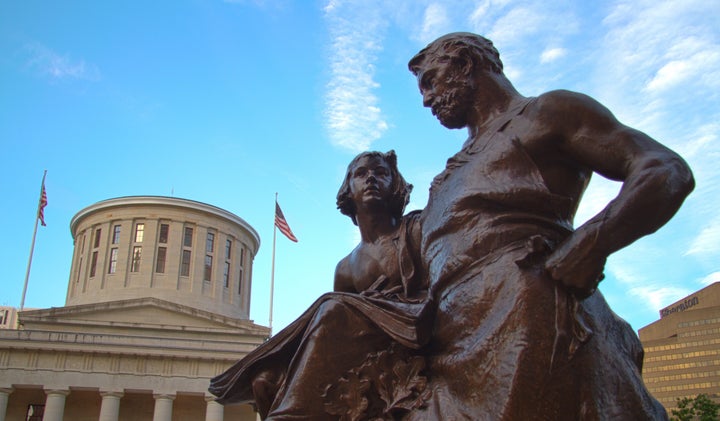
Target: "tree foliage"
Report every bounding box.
[670,394,720,421]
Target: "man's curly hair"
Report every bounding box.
[408,32,503,76]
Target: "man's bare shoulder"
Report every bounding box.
[530,90,619,134]
[534,90,608,115]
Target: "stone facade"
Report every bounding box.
[0,307,18,330]
[0,197,269,421]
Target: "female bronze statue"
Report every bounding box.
[210,151,431,420]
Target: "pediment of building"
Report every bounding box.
[19,297,269,336]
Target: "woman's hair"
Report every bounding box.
[336,150,412,225]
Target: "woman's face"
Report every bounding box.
[348,155,394,214]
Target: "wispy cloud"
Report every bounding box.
[323,0,389,152]
[324,0,340,12]
[607,258,646,286]
[685,215,720,257]
[596,0,719,128]
[699,271,720,286]
[674,121,720,224]
[486,6,546,46]
[466,1,579,93]
[540,47,566,64]
[418,3,451,44]
[470,1,578,47]
[574,177,620,226]
[607,256,692,311]
[675,122,719,160]
[25,43,100,81]
[627,285,692,310]
[644,37,720,94]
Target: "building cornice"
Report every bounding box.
[70,196,260,252]
[20,297,270,334]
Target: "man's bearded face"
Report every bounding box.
[431,76,474,129]
[419,59,475,130]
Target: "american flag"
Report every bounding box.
[38,180,48,227]
[275,202,298,242]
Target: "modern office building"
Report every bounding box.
[639,282,720,411]
[0,196,270,421]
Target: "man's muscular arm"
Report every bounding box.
[539,91,695,298]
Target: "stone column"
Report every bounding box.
[99,391,124,421]
[204,396,223,421]
[152,394,175,421]
[42,389,70,421]
[0,388,13,421]
[205,396,225,421]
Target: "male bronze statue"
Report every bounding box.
[211,33,694,420]
[401,32,693,420]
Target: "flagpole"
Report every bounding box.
[21,170,47,311]
[269,192,278,336]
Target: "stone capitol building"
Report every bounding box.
[0,196,270,421]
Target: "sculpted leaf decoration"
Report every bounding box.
[322,370,371,421]
[323,345,431,420]
[386,354,430,412]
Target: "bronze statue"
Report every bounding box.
[211,33,694,420]
[403,32,693,420]
[210,151,432,420]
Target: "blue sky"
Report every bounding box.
[1,0,718,333]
